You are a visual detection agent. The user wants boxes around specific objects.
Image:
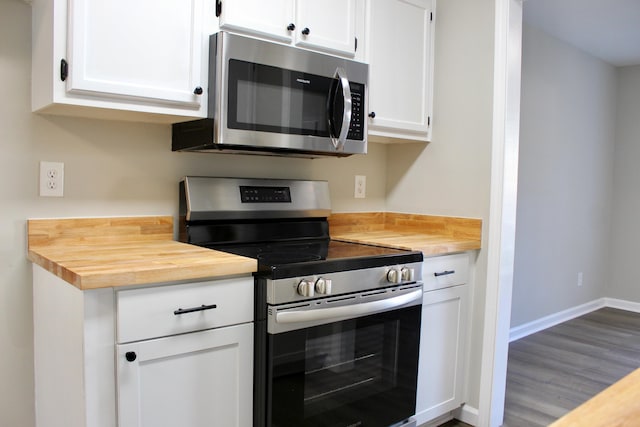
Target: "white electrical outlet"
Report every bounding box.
[577,272,583,287]
[354,175,366,199]
[40,161,64,197]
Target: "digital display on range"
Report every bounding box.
[240,186,292,203]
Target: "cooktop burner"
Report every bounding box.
[206,239,421,278]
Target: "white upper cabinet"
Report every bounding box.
[218,0,360,58]
[293,0,357,56]
[31,0,213,123]
[366,0,435,142]
[218,0,294,44]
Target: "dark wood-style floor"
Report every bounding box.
[436,420,471,427]
[503,307,640,426]
[436,307,640,427]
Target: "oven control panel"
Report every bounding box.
[239,185,292,203]
[266,262,423,305]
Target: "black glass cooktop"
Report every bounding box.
[206,239,423,278]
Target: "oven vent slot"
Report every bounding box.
[400,284,423,292]
[327,295,357,304]
[277,303,311,311]
[362,289,388,298]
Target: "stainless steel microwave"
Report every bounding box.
[172,32,369,157]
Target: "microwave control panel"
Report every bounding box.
[347,82,365,141]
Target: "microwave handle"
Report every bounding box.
[330,67,353,151]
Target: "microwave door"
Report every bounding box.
[328,68,353,151]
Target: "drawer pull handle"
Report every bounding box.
[434,270,455,277]
[174,304,217,315]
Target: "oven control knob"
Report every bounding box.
[387,268,401,284]
[297,279,315,297]
[401,267,415,282]
[315,278,332,295]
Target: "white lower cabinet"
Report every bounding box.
[415,253,470,425]
[117,323,253,427]
[115,278,254,427]
[32,265,254,427]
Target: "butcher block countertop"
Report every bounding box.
[329,212,482,255]
[27,216,256,290]
[549,367,640,427]
[27,213,481,291]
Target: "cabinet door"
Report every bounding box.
[415,284,468,423]
[117,323,253,427]
[67,0,205,108]
[366,0,434,141]
[294,0,357,57]
[219,0,294,43]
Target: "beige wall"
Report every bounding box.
[1,0,497,425]
[386,0,495,412]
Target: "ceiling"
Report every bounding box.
[523,0,640,67]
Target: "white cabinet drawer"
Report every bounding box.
[117,277,253,343]
[422,253,469,291]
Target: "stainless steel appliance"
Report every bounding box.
[172,32,369,157]
[180,177,422,427]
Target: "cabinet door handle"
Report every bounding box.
[173,304,217,315]
[301,27,310,36]
[60,59,68,81]
[434,270,455,277]
[287,23,295,31]
[368,111,376,119]
[125,351,137,362]
[193,86,203,95]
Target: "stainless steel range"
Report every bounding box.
[180,177,423,427]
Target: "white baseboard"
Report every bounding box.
[453,404,479,426]
[509,297,640,342]
[603,298,640,313]
[415,412,453,427]
[509,298,606,342]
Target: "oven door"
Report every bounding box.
[266,287,422,427]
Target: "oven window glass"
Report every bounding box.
[268,305,420,427]
[228,59,332,137]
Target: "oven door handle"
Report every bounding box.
[276,289,422,325]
